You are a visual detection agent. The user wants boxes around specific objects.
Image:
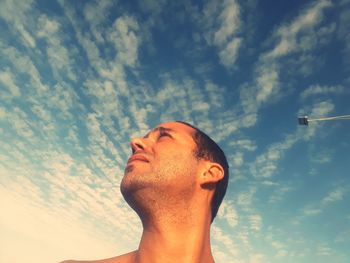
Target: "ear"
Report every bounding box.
[199,161,224,187]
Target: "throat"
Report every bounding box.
[136,217,214,263]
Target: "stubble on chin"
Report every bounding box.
[120,168,150,197]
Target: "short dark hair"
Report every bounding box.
[176,121,229,222]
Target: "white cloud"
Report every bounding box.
[308,100,335,117]
[263,0,332,60]
[0,43,49,94]
[192,101,210,112]
[58,0,110,77]
[204,81,227,108]
[317,244,332,256]
[270,240,289,258]
[109,15,141,67]
[85,113,128,176]
[236,187,257,209]
[300,84,346,99]
[255,67,279,104]
[37,15,76,81]
[156,81,187,103]
[303,206,322,216]
[0,69,21,97]
[232,152,244,167]
[250,134,297,178]
[240,0,333,122]
[276,249,288,258]
[218,201,238,228]
[212,245,238,263]
[85,79,125,116]
[269,185,293,204]
[230,139,257,152]
[37,14,60,36]
[211,225,238,257]
[303,185,347,217]
[322,187,346,205]
[203,0,242,69]
[219,37,242,68]
[310,150,332,164]
[0,0,36,48]
[213,0,240,46]
[335,228,350,243]
[7,107,35,140]
[83,0,113,43]
[249,214,262,232]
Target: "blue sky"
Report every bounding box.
[0,0,350,262]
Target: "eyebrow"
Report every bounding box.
[143,126,175,138]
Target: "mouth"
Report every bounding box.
[127,154,149,165]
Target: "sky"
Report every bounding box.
[0,0,350,262]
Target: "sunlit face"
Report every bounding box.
[120,122,200,205]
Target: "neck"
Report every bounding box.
[134,207,214,263]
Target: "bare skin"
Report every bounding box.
[61,122,224,263]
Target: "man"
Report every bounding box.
[62,121,229,263]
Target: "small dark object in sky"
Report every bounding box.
[298,116,309,125]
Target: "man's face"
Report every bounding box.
[120,122,200,202]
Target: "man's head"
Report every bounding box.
[121,121,229,223]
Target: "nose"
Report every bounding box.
[130,137,146,154]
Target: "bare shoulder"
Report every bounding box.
[59,251,137,263]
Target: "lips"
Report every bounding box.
[127,154,149,165]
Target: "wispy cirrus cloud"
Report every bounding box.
[36,14,77,81]
[301,184,348,218]
[0,0,36,48]
[263,0,332,60]
[202,0,242,69]
[321,186,347,205]
[268,184,293,204]
[230,139,257,152]
[249,214,262,232]
[212,225,239,258]
[108,15,141,68]
[218,200,239,228]
[0,69,21,98]
[301,84,346,100]
[0,42,48,94]
[83,0,114,43]
[240,0,333,125]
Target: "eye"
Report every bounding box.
[158,130,172,140]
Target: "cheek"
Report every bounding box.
[155,150,198,178]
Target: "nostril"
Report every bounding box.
[130,138,145,153]
[136,142,144,149]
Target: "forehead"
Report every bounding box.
[152,121,196,139]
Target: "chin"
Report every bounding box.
[120,180,154,218]
[120,173,148,198]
